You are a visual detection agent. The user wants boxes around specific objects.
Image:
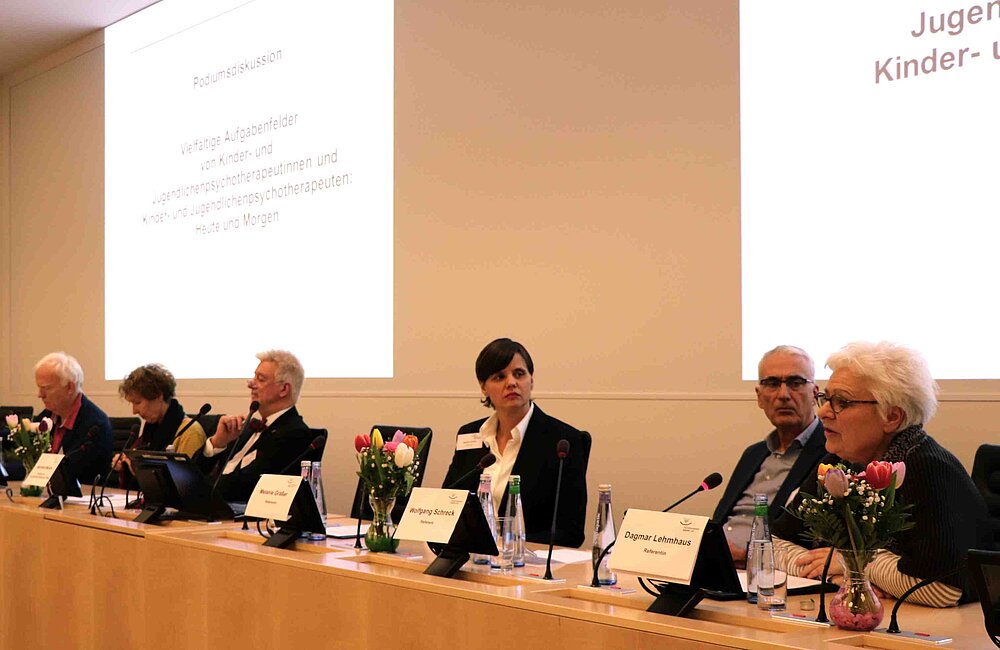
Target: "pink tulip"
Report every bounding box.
[891,462,906,488]
[864,461,894,490]
[383,441,400,453]
[5,414,18,429]
[823,468,849,497]
[354,433,371,452]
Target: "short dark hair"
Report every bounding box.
[119,364,176,402]
[475,338,534,408]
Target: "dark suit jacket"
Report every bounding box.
[40,394,113,486]
[712,420,827,523]
[441,404,590,548]
[214,406,312,503]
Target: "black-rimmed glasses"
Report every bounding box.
[816,392,878,414]
[759,376,812,391]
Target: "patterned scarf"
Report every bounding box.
[880,424,927,463]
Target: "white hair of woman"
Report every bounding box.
[826,341,938,430]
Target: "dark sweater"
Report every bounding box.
[772,426,990,602]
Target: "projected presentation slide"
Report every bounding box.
[740,0,1000,379]
[105,0,392,379]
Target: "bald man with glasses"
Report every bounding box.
[712,345,828,565]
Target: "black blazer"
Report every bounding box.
[40,394,113,486]
[712,420,827,523]
[441,404,590,548]
[214,406,313,503]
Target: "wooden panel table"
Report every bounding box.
[0,494,991,649]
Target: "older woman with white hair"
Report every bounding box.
[772,341,989,607]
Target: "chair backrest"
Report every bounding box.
[350,425,432,522]
[579,430,593,475]
[967,548,1000,648]
[110,416,141,452]
[973,444,1000,551]
[0,405,33,423]
[197,414,222,440]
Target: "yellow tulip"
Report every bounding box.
[817,463,835,480]
[371,428,384,449]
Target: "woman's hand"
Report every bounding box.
[796,547,843,580]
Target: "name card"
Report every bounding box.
[455,433,482,451]
[22,453,64,488]
[246,474,302,520]
[607,510,709,585]
[394,487,467,543]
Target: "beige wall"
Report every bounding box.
[0,1,994,534]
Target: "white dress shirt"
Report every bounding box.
[479,402,534,509]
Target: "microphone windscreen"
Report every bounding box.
[198,403,212,416]
[310,435,326,450]
[556,439,570,458]
[478,452,496,469]
[248,400,260,414]
[702,472,723,490]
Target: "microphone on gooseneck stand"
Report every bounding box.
[814,547,836,623]
[591,472,723,588]
[277,435,326,475]
[661,472,723,513]
[94,424,139,515]
[210,401,260,498]
[444,451,497,490]
[172,403,212,445]
[881,562,965,636]
[543,440,571,580]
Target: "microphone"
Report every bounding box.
[93,424,139,515]
[210,401,260,498]
[543,439,570,580]
[62,426,98,459]
[882,563,965,635]
[276,435,326,475]
[172,403,211,445]
[661,472,723,512]
[444,451,497,490]
[591,472,722,588]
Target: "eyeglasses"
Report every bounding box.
[758,376,812,391]
[816,392,878,414]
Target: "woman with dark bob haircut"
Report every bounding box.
[111,364,207,487]
[442,338,590,547]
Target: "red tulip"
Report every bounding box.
[402,434,419,450]
[354,433,371,452]
[864,460,894,490]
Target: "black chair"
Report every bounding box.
[350,425,432,523]
[199,414,221,441]
[110,416,141,452]
[973,444,1000,552]
[967,548,1000,648]
[0,405,34,481]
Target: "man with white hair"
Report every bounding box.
[712,345,828,565]
[200,350,316,503]
[34,352,113,485]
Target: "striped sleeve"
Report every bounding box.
[867,549,961,608]
[773,537,812,577]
